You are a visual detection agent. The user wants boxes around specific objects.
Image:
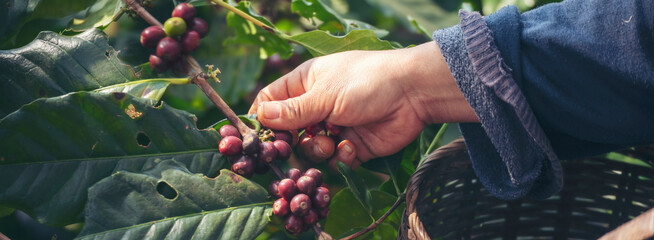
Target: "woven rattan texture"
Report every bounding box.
[399,138,654,240]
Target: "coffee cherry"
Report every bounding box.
[273,140,292,160]
[189,17,209,38]
[303,168,323,186]
[269,180,281,198]
[296,176,316,195]
[242,133,261,156]
[285,215,304,234]
[325,123,343,136]
[148,55,167,72]
[320,183,328,188]
[278,179,297,201]
[219,125,240,138]
[231,155,254,178]
[181,30,200,53]
[317,207,329,220]
[259,141,278,163]
[171,3,196,22]
[290,194,311,216]
[140,26,166,49]
[273,198,290,217]
[313,187,331,209]
[303,209,318,225]
[274,130,293,145]
[156,37,181,60]
[163,17,187,37]
[305,123,325,137]
[219,136,242,156]
[285,168,302,182]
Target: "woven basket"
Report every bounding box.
[399,138,654,239]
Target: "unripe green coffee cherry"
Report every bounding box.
[163,17,187,37]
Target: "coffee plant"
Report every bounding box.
[0,0,562,239]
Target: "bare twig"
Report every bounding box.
[341,194,406,240]
[124,0,163,27]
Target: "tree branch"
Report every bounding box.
[341,194,406,240]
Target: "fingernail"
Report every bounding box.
[342,143,353,154]
[261,102,281,119]
[314,144,326,156]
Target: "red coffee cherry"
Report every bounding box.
[325,123,343,136]
[273,140,292,160]
[317,207,329,220]
[156,37,181,60]
[273,198,290,217]
[296,176,316,195]
[303,209,318,225]
[290,194,311,216]
[148,55,167,72]
[305,122,325,137]
[259,141,278,163]
[278,178,297,201]
[303,168,323,186]
[218,125,240,138]
[140,26,166,49]
[274,130,293,145]
[269,180,281,198]
[242,133,261,156]
[285,168,302,182]
[171,3,196,22]
[181,30,200,53]
[285,215,304,234]
[312,187,331,209]
[231,155,254,178]
[219,136,242,156]
[189,17,209,38]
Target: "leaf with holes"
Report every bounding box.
[282,29,397,57]
[0,92,223,226]
[94,78,190,102]
[0,29,140,118]
[77,161,271,239]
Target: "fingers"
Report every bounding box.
[248,59,315,115]
[327,140,358,171]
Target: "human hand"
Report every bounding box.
[249,42,477,169]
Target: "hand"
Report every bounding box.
[249,42,477,169]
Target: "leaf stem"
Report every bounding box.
[419,123,449,167]
[208,0,275,33]
[341,194,406,240]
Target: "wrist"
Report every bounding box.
[398,41,478,124]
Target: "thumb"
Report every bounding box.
[256,93,329,130]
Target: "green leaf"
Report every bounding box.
[223,1,293,59]
[212,114,261,133]
[336,162,372,216]
[0,206,13,218]
[0,29,139,118]
[66,0,125,32]
[291,0,388,37]
[364,0,460,33]
[0,92,223,226]
[325,189,396,238]
[282,29,397,57]
[78,162,271,239]
[94,78,190,101]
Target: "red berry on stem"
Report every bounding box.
[290,194,311,216]
[269,180,281,198]
[219,125,240,138]
[242,133,261,156]
[313,187,331,208]
[317,207,329,220]
[285,168,302,182]
[304,168,323,186]
[189,17,209,38]
[285,215,304,234]
[274,130,293,145]
[181,30,200,53]
[259,141,278,163]
[219,136,242,156]
[305,122,325,137]
[303,209,318,225]
[296,176,316,195]
[273,140,292,160]
[325,123,344,136]
[140,26,166,49]
[172,3,196,22]
[148,55,167,72]
[231,155,254,178]
[278,179,298,201]
[156,37,181,60]
[273,198,290,217]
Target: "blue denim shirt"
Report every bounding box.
[433,0,654,200]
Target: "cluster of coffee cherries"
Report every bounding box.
[139,3,209,73]
[271,168,331,235]
[305,122,343,137]
[218,125,293,178]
